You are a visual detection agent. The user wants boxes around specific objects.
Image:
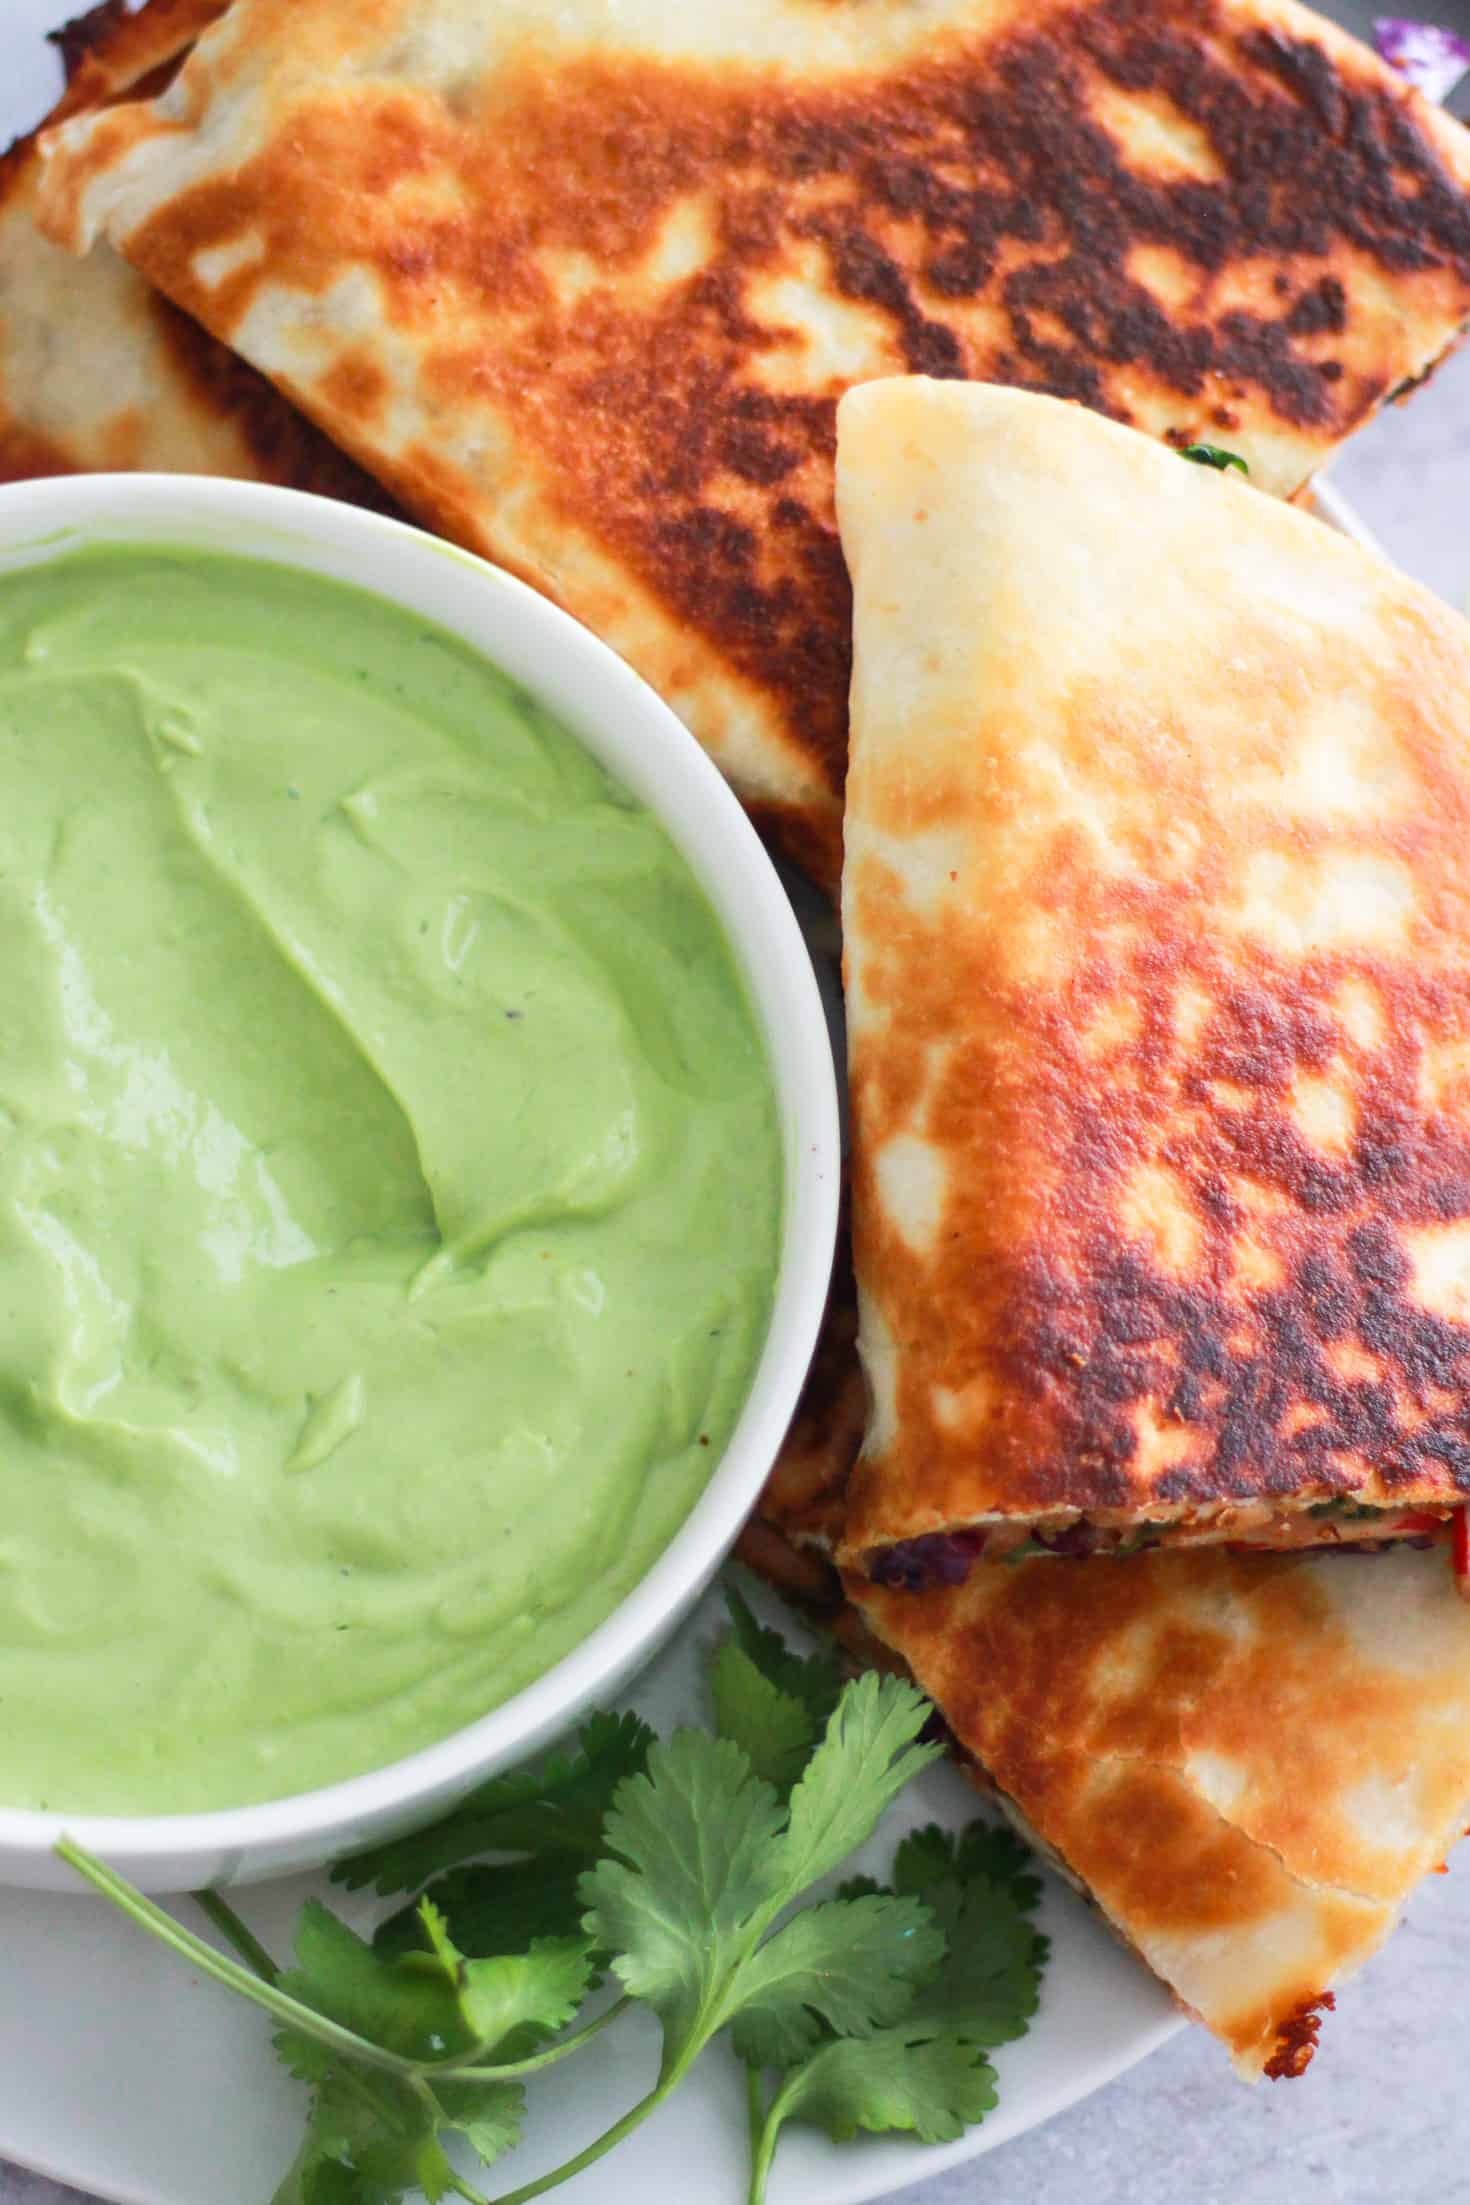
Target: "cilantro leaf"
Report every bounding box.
[279,1904,465,2063]
[272,2130,382,2205]
[745,1809,1049,2202]
[894,1819,1044,1916]
[728,1894,942,2067]
[267,1897,587,2200]
[268,1909,543,2205]
[579,1731,785,2049]
[432,2075,525,2163]
[416,1900,595,2057]
[277,2055,525,2205]
[306,2067,451,2197]
[334,1712,654,1894]
[765,2024,998,2148]
[1179,441,1249,474]
[581,1672,944,2136]
[272,2055,502,2205]
[710,1639,821,1792]
[373,1857,588,1961]
[904,1876,1047,2048]
[888,1818,1048,2044]
[271,2026,338,2087]
[774,1673,941,1894]
[723,1581,843,1725]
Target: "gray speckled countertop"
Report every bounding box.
[5,4,1470,2201]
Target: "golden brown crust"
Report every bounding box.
[47,2,133,88]
[836,379,1470,1562]
[739,1216,1470,2076]
[853,1542,1470,2073]
[0,0,392,503]
[31,0,226,120]
[36,0,1470,879]
[743,1177,1470,2078]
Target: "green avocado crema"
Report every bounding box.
[0,545,782,1814]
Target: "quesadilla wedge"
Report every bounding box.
[851,1542,1470,2077]
[34,0,1470,886]
[836,376,1470,1580]
[0,0,386,500]
[738,1267,1470,2078]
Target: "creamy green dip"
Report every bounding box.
[0,545,781,1814]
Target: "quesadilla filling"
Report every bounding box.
[864,1502,1470,1591]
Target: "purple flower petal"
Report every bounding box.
[1374,17,1470,102]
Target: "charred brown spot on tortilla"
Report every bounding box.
[150,298,402,508]
[48,0,132,86]
[0,420,83,482]
[0,0,398,511]
[845,546,1470,1552]
[103,0,1470,822]
[1263,1991,1335,2078]
[46,0,228,114]
[999,953,1470,1506]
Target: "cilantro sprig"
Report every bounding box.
[59,1847,615,2205]
[58,1584,1049,2205]
[743,1820,1049,2201]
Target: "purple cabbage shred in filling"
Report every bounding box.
[866,1530,987,1590]
[1373,17,1470,103]
[1040,1521,1102,1558]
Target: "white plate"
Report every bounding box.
[0,9,1391,2203]
[0,1580,1181,2205]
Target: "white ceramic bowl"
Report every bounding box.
[0,474,840,1893]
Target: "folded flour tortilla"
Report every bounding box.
[836,376,1470,1575]
[851,1542,1470,2076]
[738,1253,1470,2078]
[35,0,1470,883]
[0,0,386,501]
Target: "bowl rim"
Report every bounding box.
[0,471,840,1881]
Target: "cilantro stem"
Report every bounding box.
[63,1838,628,2107]
[455,1996,632,2081]
[191,1888,280,1985]
[57,1839,427,2081]
[487,2081,667,2202]
[744,2062,765,2179]
[747,2074,797,2205]
[487,2012,724,2202]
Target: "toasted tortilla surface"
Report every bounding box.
[35,0,1470,883]
[739,1254,1470,2078]
[852,1541,1470,2075]
[0,0,389,500]
[836,377,1470,1568]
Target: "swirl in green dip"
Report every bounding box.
[0,545,781,1813]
